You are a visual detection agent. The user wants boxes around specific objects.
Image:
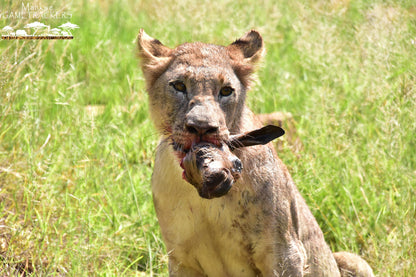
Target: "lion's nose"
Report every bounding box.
[185,121,219,136]
[185,101,221,136]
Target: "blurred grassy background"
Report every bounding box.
[0,0,415,275]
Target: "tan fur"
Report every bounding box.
[334,252,374,277]
[137,29,374,277]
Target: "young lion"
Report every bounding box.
[137,29,374,277]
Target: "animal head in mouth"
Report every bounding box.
[180,125,285,199]
[181,143,242,199]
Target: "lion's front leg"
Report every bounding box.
[279,240,307,277]
[254,239,307,277]
[168,257,206,277]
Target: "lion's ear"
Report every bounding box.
[137,29,172,86]
[137,29,172,61]
[227,30,264,64]
[226,30,264,87]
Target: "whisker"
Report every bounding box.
[139,130,161,140]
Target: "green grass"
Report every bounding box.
[1,0,415,275]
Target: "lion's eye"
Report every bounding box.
[219,86,234,97]
[170,81,187,93]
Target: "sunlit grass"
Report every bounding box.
[1,0,415,276]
